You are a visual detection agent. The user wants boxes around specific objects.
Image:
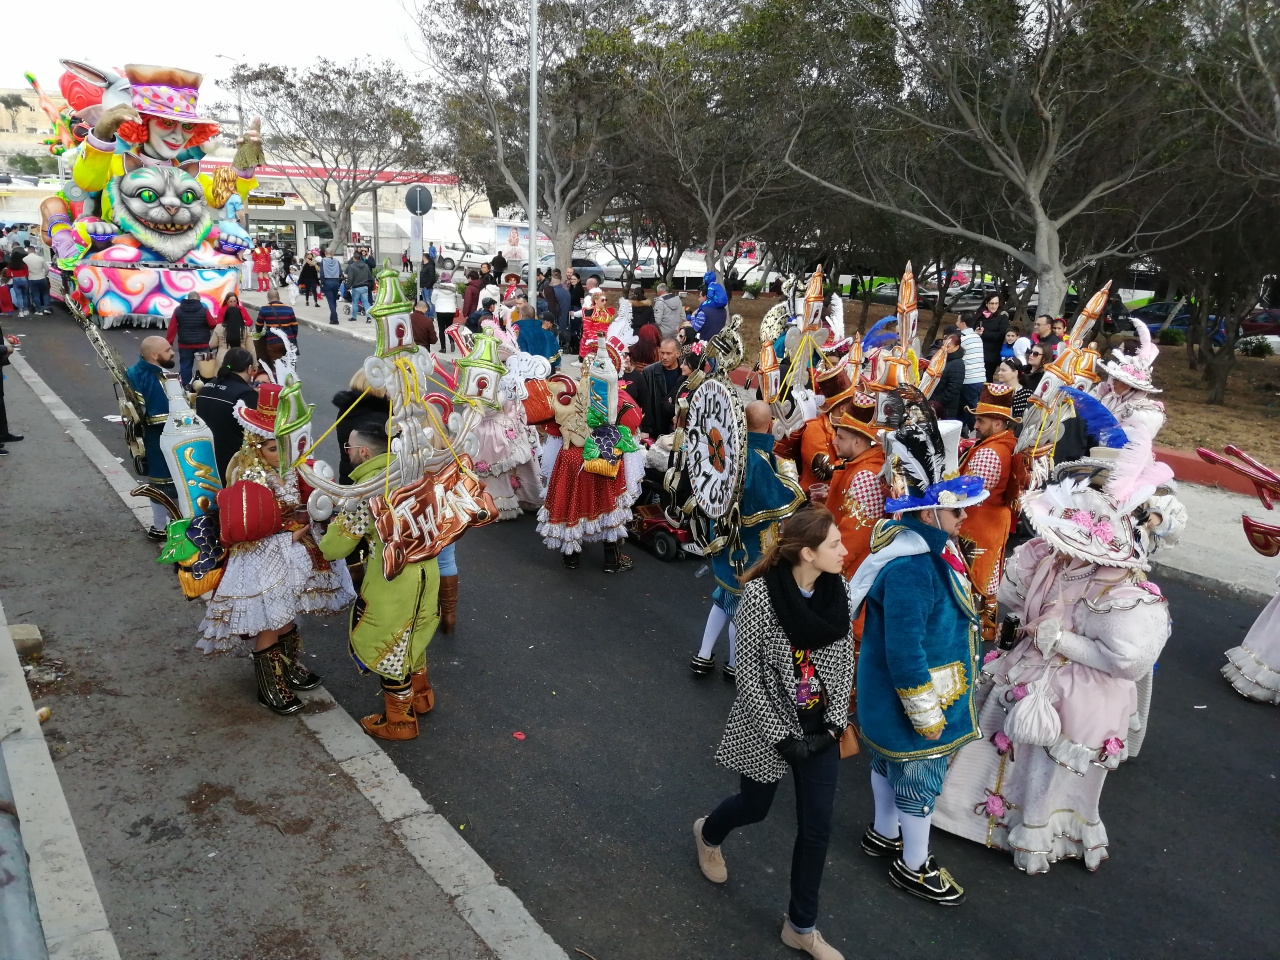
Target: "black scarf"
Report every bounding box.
[763,564,849,651]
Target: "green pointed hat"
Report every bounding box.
[369,259,417,357]
[455,332,506,408]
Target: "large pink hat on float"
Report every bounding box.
[124,64,218,123]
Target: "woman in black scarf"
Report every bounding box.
[692,505,854,960]
[211,293,257,367]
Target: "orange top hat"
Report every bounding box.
[965,382,1020,422]
[813,359,858,409]
[829,392,879,441]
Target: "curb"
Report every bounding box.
[1149,560,1271,606]
[14,350,569,960]
[0,599,122,960]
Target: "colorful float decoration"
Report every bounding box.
[35,60,262,329]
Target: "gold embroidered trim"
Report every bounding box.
[930,661,970,709]
[870,519,907,554]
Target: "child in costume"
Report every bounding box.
[538,318,644,571]
[196,362,354,715]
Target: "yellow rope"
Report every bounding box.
[290,386,372,468]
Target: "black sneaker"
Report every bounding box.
[146,526,167,542]
[722,663,736,682]
[889,854,965,906]
[690,654,715,676]
[861,825,903,858]
[0,446,7,456]
[0,434,23,442]
[562,552,580,570]
[330,319,338,325]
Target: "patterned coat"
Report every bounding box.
[715,578,855,784]
[828,444,887,578]
[958,429,1015,599]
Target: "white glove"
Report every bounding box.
[1034,618,1063,658]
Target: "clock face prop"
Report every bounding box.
[685,380,745,519]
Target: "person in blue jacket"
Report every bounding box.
[689,271,729,341]
[125,336,178,540]
[846,389,986,906]
[691,400,805,680]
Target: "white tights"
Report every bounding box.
[697,606,737,666]
[151,503,170,530]
[871,769,932,869]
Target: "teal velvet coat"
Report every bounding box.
[856,514,981,761]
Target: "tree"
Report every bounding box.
[785,0,1231,316]
[8,153,43,176]
[1177,0,1280,183]
[629,30,794,278]
[0,93,25,133]
[418,0,635,270]
[226,59,434,255]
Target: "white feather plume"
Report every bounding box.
[265,329,298,386]
[607,309,638,348]
[1129,314,1159,365]
[826,295,845,341]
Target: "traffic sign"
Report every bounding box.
[404,185,434,217]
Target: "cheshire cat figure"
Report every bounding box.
[44,61,260,328]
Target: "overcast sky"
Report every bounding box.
[2,0,424,109]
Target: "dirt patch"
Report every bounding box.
[248,927,323,960]
[181,781,235,818]
[1151,351,1280,462]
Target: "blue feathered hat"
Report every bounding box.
[702,271,729,308]
[882,387,990,513]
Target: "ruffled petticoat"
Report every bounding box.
[197,532,354,655]
[933,655,1139,875]
[478,415,542,520]
[537,443,637,554]
[1222,590,1280,704]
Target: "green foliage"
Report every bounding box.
[1237,336,1275,358]
[400,277,417,303]
[1158,328,1186,346]
[6,153,55,176]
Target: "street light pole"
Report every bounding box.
[527,0,538,282]
[214,54,244,138]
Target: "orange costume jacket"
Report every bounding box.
[958,429,1016,599]
[786,416,837,494]
[828,445,887,579]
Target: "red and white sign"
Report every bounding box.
[203,157,457,186]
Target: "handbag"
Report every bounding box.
[196,350,219,380]
[839,724,860,758]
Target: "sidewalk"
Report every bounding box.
[0,359,561,959]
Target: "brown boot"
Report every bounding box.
[410,666,435,715]
[438,575,458,634]
[360,683,419,740]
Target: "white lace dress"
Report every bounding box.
[933,540,1170,873]
[197,470,354,654]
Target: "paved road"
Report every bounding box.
[9,305,1280,959]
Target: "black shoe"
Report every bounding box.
[603,554,633,574]
[690,654,715,676]
[562,552,580,569]
[146,526,167,541]
[889,854,965,906]
[861,825,903,858]
[0,434,23,442]
[330,319,338,325]
[722,663,736,682]
[0,446,7,456]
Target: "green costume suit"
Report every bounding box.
[319,453,440,681]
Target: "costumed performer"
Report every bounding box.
[318,425,443,740]
[847,388,984,905]
[958,382,1020,640]
[579,289,615,360]
[537,327,643,572]
[127,336,179,540]
[932,458,1171,874]
[1094,317,1165,440]
[196,376,356,715]
[469,337,547,520]
[1196,447,1280,704]
[690,400,805,680]
[825,393,887,581]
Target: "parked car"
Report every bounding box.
[436,242,494,272]
[602,257,658,282]
[1240,308,1280,338]
[1129,301,1191,331]
[519,256,605,285]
